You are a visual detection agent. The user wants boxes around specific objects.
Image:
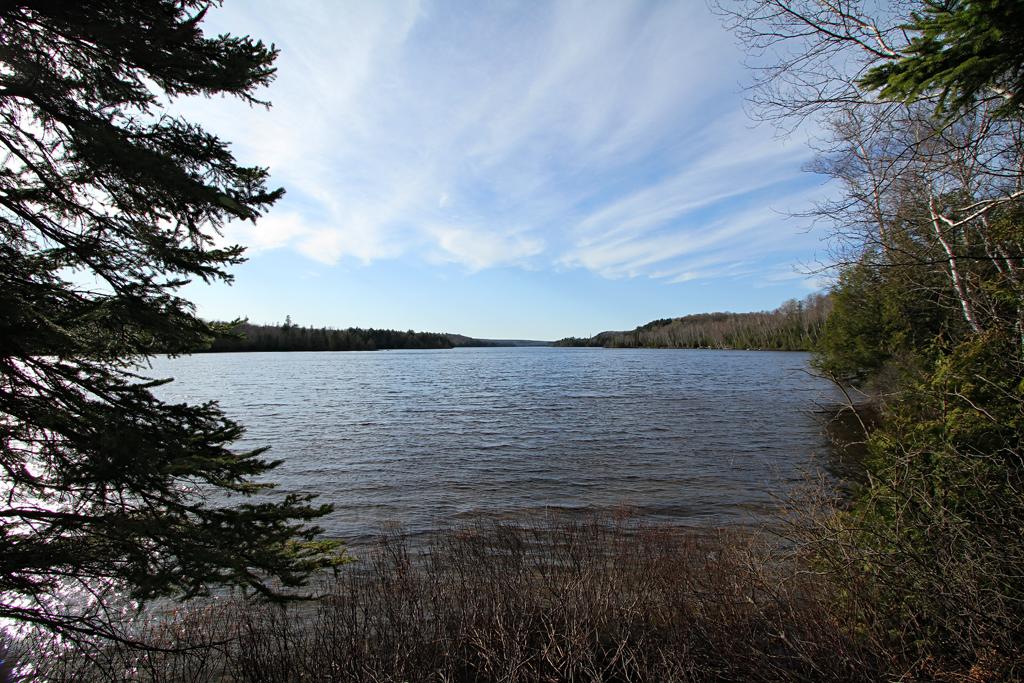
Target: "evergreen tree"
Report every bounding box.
[0,1,343,644]
[860,0,1024,115]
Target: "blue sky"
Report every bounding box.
[177,0,831,340]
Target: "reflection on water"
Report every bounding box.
[147,347,843,545]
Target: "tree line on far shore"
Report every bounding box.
[200,318,455,352]
[555,293,831,351]
[202,298,834,353]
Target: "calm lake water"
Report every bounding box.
[148,347,842,545]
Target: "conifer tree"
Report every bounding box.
[0,0,343,643]
[860,0,1024,115]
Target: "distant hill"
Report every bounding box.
[492,339,551,347]
[444,334,496,347]
[554,294,831,351]
[445,334,551,347]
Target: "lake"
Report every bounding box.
[147,347,842,545]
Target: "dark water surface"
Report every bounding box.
[148,348,841,545]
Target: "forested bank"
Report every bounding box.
[199,320,455,352]
[715,0,1024,677]
[555,294,830,350]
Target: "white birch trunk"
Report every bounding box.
[929,194,982,333]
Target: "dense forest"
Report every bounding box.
[716,0,1024,676]
[555,293,830,350]
[196,321,555,352]
[200,319,455,352]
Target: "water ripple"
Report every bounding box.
[149,348,842,542]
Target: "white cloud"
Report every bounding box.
[222,212,310,252]
[178,0,821,284]
[427,225,544,271]
[562,172,821,282]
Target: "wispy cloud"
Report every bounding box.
[184,0,821,286]
[426,224,544,271]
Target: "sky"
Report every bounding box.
[176,0,832,341]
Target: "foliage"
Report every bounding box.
[722,0,1024,674]
[556,293,831,351]
[816,328,1024,671]
[861,0,1024,115]
[813,253,961,385]
[0,0,344,646]
[203,320,455,352]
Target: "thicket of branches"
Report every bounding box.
[720,0,1024,675]
[556,293,830,350]
[20,518,898,683]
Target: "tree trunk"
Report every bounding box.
[929,194,982,333]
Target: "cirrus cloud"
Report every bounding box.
[183,0,823,284]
